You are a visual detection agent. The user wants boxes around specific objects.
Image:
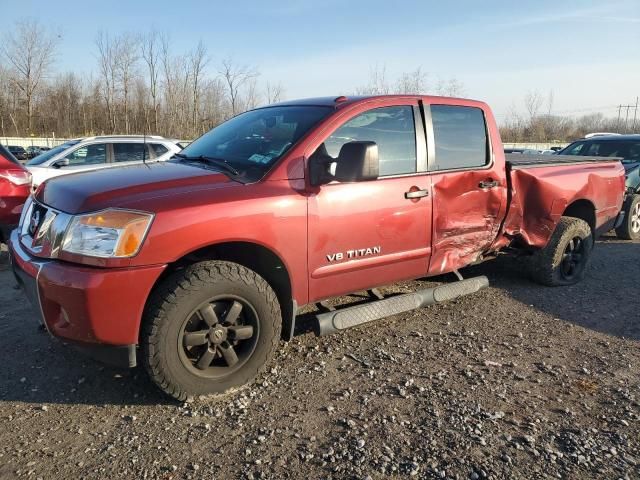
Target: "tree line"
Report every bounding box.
[0,20,284,140]
[500,91,638,143]
[4,20,629,143]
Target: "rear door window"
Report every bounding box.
[65,144,107,165]
[113,143,147,162]
[430,105,488,170]
[585,141,640,161]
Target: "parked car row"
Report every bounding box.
[25,135,183,188]
[0,135,183,239]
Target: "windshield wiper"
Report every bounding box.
[173,154,241,177]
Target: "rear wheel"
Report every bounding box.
[529,216,593,286]
[615,194,640,240]
[142,261,281,401]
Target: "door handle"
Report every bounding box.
[478,180,499,189]
[404,188,429,199]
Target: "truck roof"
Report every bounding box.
[269,94,485,110]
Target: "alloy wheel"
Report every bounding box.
[560,236,586,280]
[178,296,259,378]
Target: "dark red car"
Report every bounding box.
[9,95,626,400]
[0,144,32,243]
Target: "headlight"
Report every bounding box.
[61,209,154,258]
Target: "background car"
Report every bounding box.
[559,134,640,239]
[26,146,44,159]
[7,145,28,162]
[26,135,183,187]
[0,144,32,244]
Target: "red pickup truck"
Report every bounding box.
[10,95,625,400]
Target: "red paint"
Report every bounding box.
[9,95,626,349]
[0,147,31,238]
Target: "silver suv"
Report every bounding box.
[26,135,182,187]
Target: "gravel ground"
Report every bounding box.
[0,236,638,480]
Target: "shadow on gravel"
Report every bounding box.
[1,238,637,407]
[460,237,640,341]
[0,253,177,406]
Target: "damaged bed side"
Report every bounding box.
[497,154,625,251]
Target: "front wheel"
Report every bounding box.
[615,194,640,240]
[142,261,281,401]
[529,216,594,286]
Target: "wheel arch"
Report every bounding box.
[562,199,596,237]
[146,241,295,341]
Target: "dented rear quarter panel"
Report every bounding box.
[502,161,625,248]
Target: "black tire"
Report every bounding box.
[529,216,594,286]
[615,194,640,240]
[142,260,281,401]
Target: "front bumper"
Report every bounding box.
[9,229,166,367]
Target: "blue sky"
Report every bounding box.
[2,0,639,121]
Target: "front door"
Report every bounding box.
[307,103,433,302]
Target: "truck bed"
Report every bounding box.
[501,153,625,250]
[506,153,622,169]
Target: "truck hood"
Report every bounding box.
[36,161,237,214]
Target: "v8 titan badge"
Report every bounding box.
[326,246,381,262]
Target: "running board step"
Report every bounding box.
[316,276,489,336]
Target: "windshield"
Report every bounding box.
[178,106,332,181]
[27,140,80,165]
[560,139,640,164]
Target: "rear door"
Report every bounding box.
[424,102,507,275]
[307,100,433,302]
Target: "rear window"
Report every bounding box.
[431,105,488,170]
[150,143,169,157]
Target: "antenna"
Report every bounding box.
[142,124,147,164]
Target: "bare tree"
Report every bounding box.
[1,19,58,134]
[355,64,391,95]
[524,90,544,121]
[188,40,208,136]
[141,31,160,132]
[265,81,284,104]
[434,77,465,96]
[115,33,140,134]
[95,31,118,132]
[219,58,258,116]
[396,67,428,94]
[244,77,261,110]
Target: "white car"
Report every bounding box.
[26,135,182,187]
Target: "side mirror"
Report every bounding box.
[333,141,379,183]
[53,158,70,168]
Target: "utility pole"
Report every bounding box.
[625,105,631,131]
[617,100,639,133]
[617,105,622,132]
